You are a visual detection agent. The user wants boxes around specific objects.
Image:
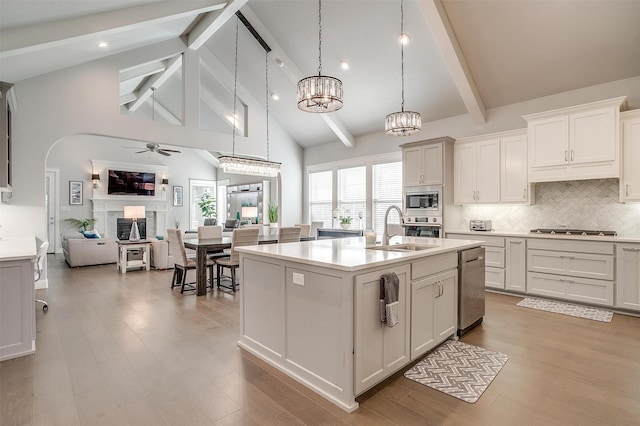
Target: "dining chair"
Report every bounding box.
[34,240,49,311]
[197,225,228,261]
[241,223,264,235]
[167,228,215,293]
[214,227,259,292]
[310,221,323,239]
[278,226,302,243]
[294,224,311,237]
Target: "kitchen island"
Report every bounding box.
[236,236,483,412]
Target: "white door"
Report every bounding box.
[454,143,477,204]
[570,107,616,164]
[422,143,443,186]
[403,146,423,187]
[45,169,58,253]
[622,114,640,201]
[501,135,528,203]
[476,139,501,203]
[528,116,568,167]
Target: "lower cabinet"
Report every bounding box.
[354,264,411,395]
[616,244,640,311]
[0,259,35,361]
[506,238,526,292]
[527,272,614,306]
[410,269,457,361]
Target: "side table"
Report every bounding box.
[116,240,152,273]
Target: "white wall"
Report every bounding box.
[0,38,303,242]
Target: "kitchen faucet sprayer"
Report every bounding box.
[382,205,405,245]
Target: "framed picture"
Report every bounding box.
[173,186,183,206]
[69,181,83,205]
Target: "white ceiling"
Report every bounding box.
[1,0,639,149]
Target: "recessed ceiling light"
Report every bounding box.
[399,34,410,45]
[340,61,350,70]
[98,41,110,49]
[275,58,284,67]
[271,93,280,101]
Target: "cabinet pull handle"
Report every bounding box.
[523,188,526,199]
[476,190,480,200]
[510,240,522,244]
[626,184,629,196]
[571,150,574,161]
[622,247,640,252]
[565,150,568,162]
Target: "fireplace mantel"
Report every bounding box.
[92,199,169,238]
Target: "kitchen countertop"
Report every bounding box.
[236,236,483,272]
[446,229,640,243]
[0,236,37,262]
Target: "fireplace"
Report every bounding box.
[91,199,169,239]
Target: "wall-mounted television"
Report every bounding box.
[108,170,156,196]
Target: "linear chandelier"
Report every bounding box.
[385,0,421,136]
[220,13,281,178]
[297,0,343,113]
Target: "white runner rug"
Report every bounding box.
[404,340,508,403]
[516,297,613,322]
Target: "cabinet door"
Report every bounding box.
[622,115,640,201]
[422,143,443,185]
[528,116,568,167]
[354,265,410,394]
[454,143,477,204]
[434,270,457,341]
[570,107,616,164]
[616,244,640,311]
[506,238,526,292]
[410,277,436,361]
[0,259,35,361]
[403,146,424,187]
[501,134,529,203]
[475,139,501,203]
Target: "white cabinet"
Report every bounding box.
[501,132,532,203]
[410,269,457,361]
[354,264,411,394]
[524,96,626,182]
[0,259,35,361]
[616,244,640,311]
[505,238,526,292]
[621,110,640,201]
[403,142,443,186]
[454,138,500,204]
[0,82,14,192]
[447,233,505,289]
[526,239,615,307]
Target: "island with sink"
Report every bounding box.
[236,235,483,412]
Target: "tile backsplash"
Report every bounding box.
[447,179,640,237]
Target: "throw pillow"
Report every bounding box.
[83,230,101,239]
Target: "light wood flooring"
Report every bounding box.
[1,254,639,425]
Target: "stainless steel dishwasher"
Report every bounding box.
[458,247,485,336]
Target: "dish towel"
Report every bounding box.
[380,273,400,327]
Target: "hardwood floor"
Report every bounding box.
[2,254,639,425]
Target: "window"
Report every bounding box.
[372,162,403,240]
[309,170,332,228]
[189,179,217,229]
[338,166,366,228]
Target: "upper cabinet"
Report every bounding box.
[621,110,640,202]
[454,130,531,205]
[401,137,454,189]
[0,82,14,192]
[523,96,627,183]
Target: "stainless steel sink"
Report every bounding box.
[367,243,438,252]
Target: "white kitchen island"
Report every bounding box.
[236,236,483,412]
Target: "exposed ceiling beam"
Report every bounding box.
[119,61,166,83]
[419,0,486,124]
[152,99,181,126]
[0,1,227,58]
[119,93,137,106]
[188,0,248,50]
[239,6,355,148]
[128,55,183,112]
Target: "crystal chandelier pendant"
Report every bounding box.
[219,156,281,177]
[385,110,422,135]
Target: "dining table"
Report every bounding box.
[183,234,315,296]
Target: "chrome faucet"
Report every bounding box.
[382,205,405,245]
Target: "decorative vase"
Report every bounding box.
[341,223,351,230]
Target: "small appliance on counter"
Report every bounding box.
[470,220,492,231]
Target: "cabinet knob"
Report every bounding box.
[565,150,568,162]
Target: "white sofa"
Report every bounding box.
[62,232,118,267]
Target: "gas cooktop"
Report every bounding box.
[530,228,617,237]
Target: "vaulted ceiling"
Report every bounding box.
[1,0,639,149]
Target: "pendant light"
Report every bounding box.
[385,0,421,136]
[297,0,343,113]
[219,13,281,177]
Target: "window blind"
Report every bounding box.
[372,162,402,238]
[309,170,332,227]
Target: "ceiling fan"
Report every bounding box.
[133,143,181,157]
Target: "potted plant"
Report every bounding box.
[268,204,278,227]
[340,214,352,229]
[198,192,216,225]
[65,217,97,232]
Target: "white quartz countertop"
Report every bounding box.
[446,229,640,243]
[236,236,483,272]
[0,236,37,262]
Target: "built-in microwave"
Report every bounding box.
[404,186,442,215]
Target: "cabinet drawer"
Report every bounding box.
[447,233,504,248]
[527,238,613,255]
[527,249,614,281]
[485,247,505,268]
[485,267,505,289]
[527,272,614,307]
[412,252,457,281]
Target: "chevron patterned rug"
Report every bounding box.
[516,297,613,322]
[404,340,508,403]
